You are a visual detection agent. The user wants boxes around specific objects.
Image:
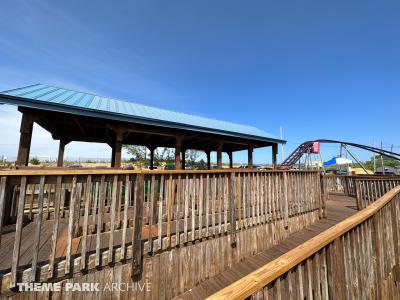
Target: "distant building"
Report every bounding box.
[374,166,400,175]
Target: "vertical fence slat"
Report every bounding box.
[166,174,172,248]
[95,175,106,267]
[0,176,7,249]
[242,173,247,228]
[198,174,203,240]
[218,174,223,234]
[30,176,45,283]
[191,174,196,242]
[46,185,51,220]
[80,175,92,270]
[229,172,237,246]
[108,175,118,263]
[175,175,181,246]
[183,174,189,244]
[390,197,399,273]
[11,176,27,287]
[28,185,34,221]
[121,174,130,259]
[132,174,144,277]
[49,175,63,278]
[65,176,77,275]
[205,174,210,237]
[148,174,156,253]
[212,174,216,235]
[158,174,164,250]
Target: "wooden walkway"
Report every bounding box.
[177,194,358,299]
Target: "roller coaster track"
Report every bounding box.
[280,139,400,168]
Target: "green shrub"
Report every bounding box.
[29,157,40,165]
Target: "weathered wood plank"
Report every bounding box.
[132,174,144,277]
[229,172,237,246]
[81,175,92,270]
[108,175,118,263]
[65,176,77,275]
[49,175,63,278]
[0,176,7,248]
[121,174,131,259]
[30,176,45,282]
[95,175,106,267]
[11,176,28,287]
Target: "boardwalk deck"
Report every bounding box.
[178,194,358,299]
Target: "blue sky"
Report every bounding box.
[0,0,399,163]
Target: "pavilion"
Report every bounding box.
[0,84,285,169]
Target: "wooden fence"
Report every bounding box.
[355,177,400,209]
[0,169,322,297]
[323,175,356,197]
[323,175,400,207]
[209,186,400,300]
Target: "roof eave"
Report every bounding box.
[0,94,286,145]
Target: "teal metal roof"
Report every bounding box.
[0,84,284,144]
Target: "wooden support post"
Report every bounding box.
[181,148,186,170]
[111,145,116,168]
[114,138,123,168]
[248,145,253,168]
[149,147,155,170]
[228,151,233,169]
[57,139,70,167]
[16,112,34,166]
[111,129,124,168]
[206,150,211,170]
[175,136,182,170]
[272,143,278,169]
[320,174,327,218]
[217,142,223,169]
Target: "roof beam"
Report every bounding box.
[73,117,86,137]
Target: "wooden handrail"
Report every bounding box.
[0,168,319,176]
[207,186,400,300]
[354,177,400,181]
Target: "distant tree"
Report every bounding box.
[185,149,200,163]
[350,155,400,171]
[123,145,203,168]
[362,155,400,170]
[123,145,148,161]
[184,149,203,169]
[123,145,175,163]
[154,147,174,161]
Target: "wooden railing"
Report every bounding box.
[209,186,400,300]
[323,175,400,204]
[355,177,400,209]
[323,174,356,196]
[0,169,322,292]
[322,174,387,197]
